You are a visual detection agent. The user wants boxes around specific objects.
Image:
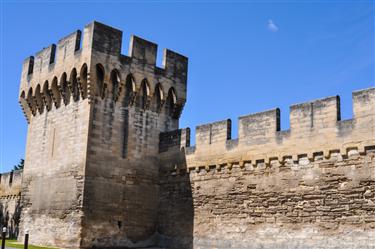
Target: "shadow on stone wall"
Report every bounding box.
[157,153,194,249]
[0,198,21,238]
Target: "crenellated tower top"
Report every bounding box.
[19,21,188,123]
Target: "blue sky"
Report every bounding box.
[0,1,374,172]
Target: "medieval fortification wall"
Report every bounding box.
[158,87,375,249]
[0,171,22,238]
[13,21,375,249]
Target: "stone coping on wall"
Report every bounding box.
[159,87,375,173]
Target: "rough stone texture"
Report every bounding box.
[19,99,89,248]
[0,170,22,238]
[159,152,375,248]
[15,21,375,249]
[18,21,187,248]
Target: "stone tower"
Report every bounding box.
[18,21,187,248]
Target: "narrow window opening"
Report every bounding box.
[75,30,82,52]
[27,57,34,75]
[122,109,129,158]
[50,44,56,64]
[9,171,13,186]
[142,82,148,109]
[276,108,281,131]
[336,95,341,121]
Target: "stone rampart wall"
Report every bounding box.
[158,87,375,249]
[159,148,375,249]
[0,170,22,238]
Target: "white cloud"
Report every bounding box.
[267,19,279,32]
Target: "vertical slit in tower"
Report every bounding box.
[122,109,129,158]
[276,109,281,132]
[9,171,13,186]
[336,95,341,121]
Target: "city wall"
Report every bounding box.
[159,87,375,249]
[0,170,22,238]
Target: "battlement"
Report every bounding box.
[159,87,375,171]
[0,170,22,197]
[19,21,188,123]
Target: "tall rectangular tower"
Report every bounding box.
[18,21,187,248]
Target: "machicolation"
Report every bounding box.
[19,22,187,124]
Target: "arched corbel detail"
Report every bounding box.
[154,83,165,113]
[42,81,52,111]
[123,74,136,107]
[166,87,184,119]
[110,69,121,102]
[50,77,61,108]
[95,64,106,99]
[19,91,31,123]
[78,63,88,100]
[34,84,44,114]
[117,78,126,102]
[69,68,80,102]
[59,72,70,105]
[139,79,151,110]
[26,87,36,116]
[171,99,185,119]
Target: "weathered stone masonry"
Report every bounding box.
[10,21,375,249]
[158,87,375,249]
[0,171,22,238]
[17,21,186,248]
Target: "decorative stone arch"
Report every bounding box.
[51,77,61,108]
[110,69,121,101]
[136,79,151,109]
[153,83,165,113]
[122,74,136,107]
[79,63,88,99]
[26,87,36,116]
[165,87,179,118]
[42,81,52,111]
[34,84,44,114]
[19,91,26,101]
[167,87,177,103]
[95,63,106,99]
[69,68,80,102]
[19,90,31,122]
[59,72,70,105]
